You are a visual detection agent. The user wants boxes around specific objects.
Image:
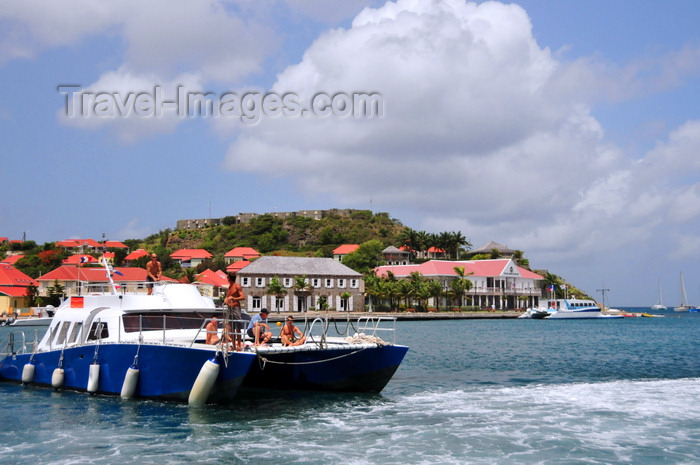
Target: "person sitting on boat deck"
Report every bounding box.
[280,316,306,347]
[145,253,162,295]
[205,316,220,345]
[247,309,272,346]
[223,273,245,351]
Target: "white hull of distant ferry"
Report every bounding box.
[542,299,623,319]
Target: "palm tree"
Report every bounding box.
[293,275,311,312]
[266,276,286,313]
[427,279,444,311]
[451,266,474,307]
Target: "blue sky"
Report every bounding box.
[2,0,700,306]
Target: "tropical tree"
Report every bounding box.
[266,276,286,313]
[340,291,352,312]
[426,279,444,310]
[293,275,311,312]
[341,239,385,274]
[450,266,474,307]
[25,284,39,307]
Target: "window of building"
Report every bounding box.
[255,277,264,287]
[283,278,292,287]
[338,279,346,288]
[325,278,333,288]
[312,278,320,288]
[252,296,262,310]
[350,279,358,288]
[241,277,250,287]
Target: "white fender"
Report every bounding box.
[21,362,35,384]
[120,366,140,399]
[87,363,100,393]
[51,367,65,389]
[188,358,220,407]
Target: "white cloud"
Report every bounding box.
[0,0,274,82]
[57,69,204,143]
[222,0,700,268]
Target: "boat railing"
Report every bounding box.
[0,331,37,357]
[302,315,398,345]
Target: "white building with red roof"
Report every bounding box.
[170,249,213,268]
[36,265,175,297]
[226,260,250,274]
[0,264,39,315]
[333,244,359,262]
[0,254,24,265]
[124,249,149,265]
[193,269,229,298]
[374,259,544,310]
[224,247,260,264]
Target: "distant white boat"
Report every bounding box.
[523,298,623,319]
[651,279,667,310]
[674,272,695,312]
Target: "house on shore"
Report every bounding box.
[237,256,363,313]
[374,259,543,310]
[0,264,38,315]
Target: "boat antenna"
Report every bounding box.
[597,285,610,310]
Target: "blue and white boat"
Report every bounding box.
[542,298,623,319]
[242,316,409,393]
[0,267,256,406]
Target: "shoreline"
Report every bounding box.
[262,310,522,322]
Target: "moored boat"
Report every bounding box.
[242,316,408,393]
[674,272,695,312]
[0,267,256,405]
[542,298,623,319]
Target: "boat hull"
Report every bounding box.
[546,311,623,319]
[0,344,256,404]
[243,343,409,393]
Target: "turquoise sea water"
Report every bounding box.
[1,310,698,464]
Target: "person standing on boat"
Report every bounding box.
[145,253,162,295]
[223,273,245,350]
[280,316,306,346]
[247,309,272,346]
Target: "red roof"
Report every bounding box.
[333,244,359,255]
[0,237,7,243]
[62,254,98,264]
[125,249,149,260]
[195,269,228,287]
[170,249,213,260]
[0,254,24,265]
[56,239,102,248]
[104,240,128,248]
[375,259,543,280]
[37,265,175,283]
[427,246,446,253]
[398,245,414,252]
[224,247,260,259]
[0,286,30,297]
[0,264,38,287]
[226,260,250,273]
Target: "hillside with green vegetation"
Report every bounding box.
[3,209,590,301]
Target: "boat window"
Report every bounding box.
[87,321,109,341]
[68,322,82,343]
[122,312,212,333]
[55,322,72,345]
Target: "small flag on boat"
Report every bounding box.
[113,269,124,276]
[80,256,90,263]
[71,296,84,308]
[547,285,555,292]
[560,284,567,289]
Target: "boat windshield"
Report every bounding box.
[122,312,215,333]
